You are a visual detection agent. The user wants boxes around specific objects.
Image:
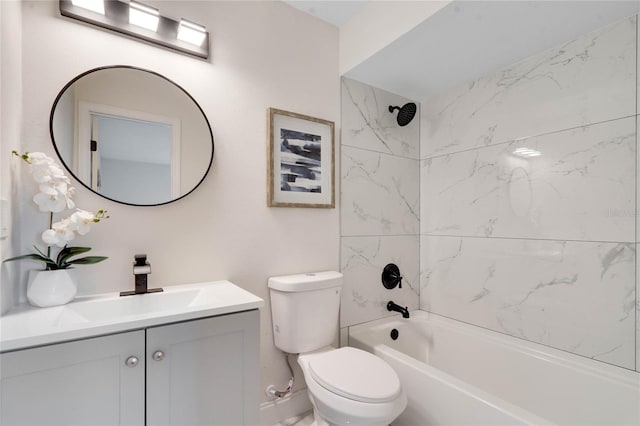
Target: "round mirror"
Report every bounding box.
[50,66,214,206]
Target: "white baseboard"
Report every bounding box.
[260,389,312,426]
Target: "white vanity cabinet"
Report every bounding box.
[0,309,259,426]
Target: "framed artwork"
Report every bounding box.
[267,108,335,208]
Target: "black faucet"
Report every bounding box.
[120,254,163,296]
[133,254,150,294]
[387,301,410,318]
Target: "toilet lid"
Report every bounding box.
[308,347,401,403]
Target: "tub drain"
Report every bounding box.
[390,328,399,340]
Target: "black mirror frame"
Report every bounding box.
[49,65,214,207]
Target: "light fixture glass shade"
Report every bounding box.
[71,0,105,15]
[177,19,207,46]
[129,1,160,32]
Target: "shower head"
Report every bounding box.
[388,102,417,127]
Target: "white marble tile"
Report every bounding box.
[421,117,636,243]
[636,295,639,372]
[341,235,419,328]
[342,146,419,236]
[636,243,640,372]
[420,236,636,369]
[421,16,636,159]
[637,14,640,119]
[637,118,640,373]
[342,77,420,159]
[637,115,640,245]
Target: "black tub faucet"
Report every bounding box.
[387,301,410,318]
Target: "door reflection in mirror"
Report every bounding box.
[90,113,177,205]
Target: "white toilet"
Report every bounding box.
[268,271,407,426]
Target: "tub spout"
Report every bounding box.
[387,301,410,318]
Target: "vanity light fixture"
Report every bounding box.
[177,19,207,47]
[129,1,159,32]
[71,0,105,15]
[59,0,210,59]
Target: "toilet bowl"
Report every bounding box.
[268,271,407,426]
[298,347,407,426]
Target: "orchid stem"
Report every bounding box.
[47,212,53,260]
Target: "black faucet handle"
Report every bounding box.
[382,263,403,289]
[134,254,148,266]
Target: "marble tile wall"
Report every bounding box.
[341,77,420,328]
[420,16,639,371]
[624,25,640,372]
[421,15,636,159]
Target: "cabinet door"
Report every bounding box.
[146,310,259,426]
[0,330,145,426]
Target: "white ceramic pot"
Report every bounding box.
[27,269,77,307]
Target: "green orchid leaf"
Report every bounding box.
[57,246,92,265]
[3,253,57,267]
[64,256,108,266]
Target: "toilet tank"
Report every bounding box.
[268,271,342,354]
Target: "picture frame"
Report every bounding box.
[267,108,335,208]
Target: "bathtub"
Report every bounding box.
[348,311,640,426]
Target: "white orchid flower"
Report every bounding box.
[39,182,65,195]
[65,192,76,209]
[33,191,67,213]
[31,167,53,184]
[41,218,75,248]
[25,152,52,162]
[29,159,56,180]
[39,179,70,197]
[25,152,66,180]
[25,152,55,168]
[69,209,96,235]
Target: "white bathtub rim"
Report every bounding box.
[351,310,639,386]
[372,343,554,426]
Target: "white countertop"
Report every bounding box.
[0,280,264,352]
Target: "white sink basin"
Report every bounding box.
[0,280,264,352]
[66,289,201,322]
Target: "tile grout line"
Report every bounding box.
[418,233,634,245]
[634,15,640,371]
[341,233,633,245]
[420,114,638,162]
[341,144,421,161]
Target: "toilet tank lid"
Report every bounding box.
[268,271,343,292]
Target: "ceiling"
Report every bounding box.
[284,1,640,101]
[282,1,367,27]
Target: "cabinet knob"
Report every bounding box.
[152,350,165,361]
[125,356,139,368]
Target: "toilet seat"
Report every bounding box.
[298,347,407,426]
[308,347,401,403]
